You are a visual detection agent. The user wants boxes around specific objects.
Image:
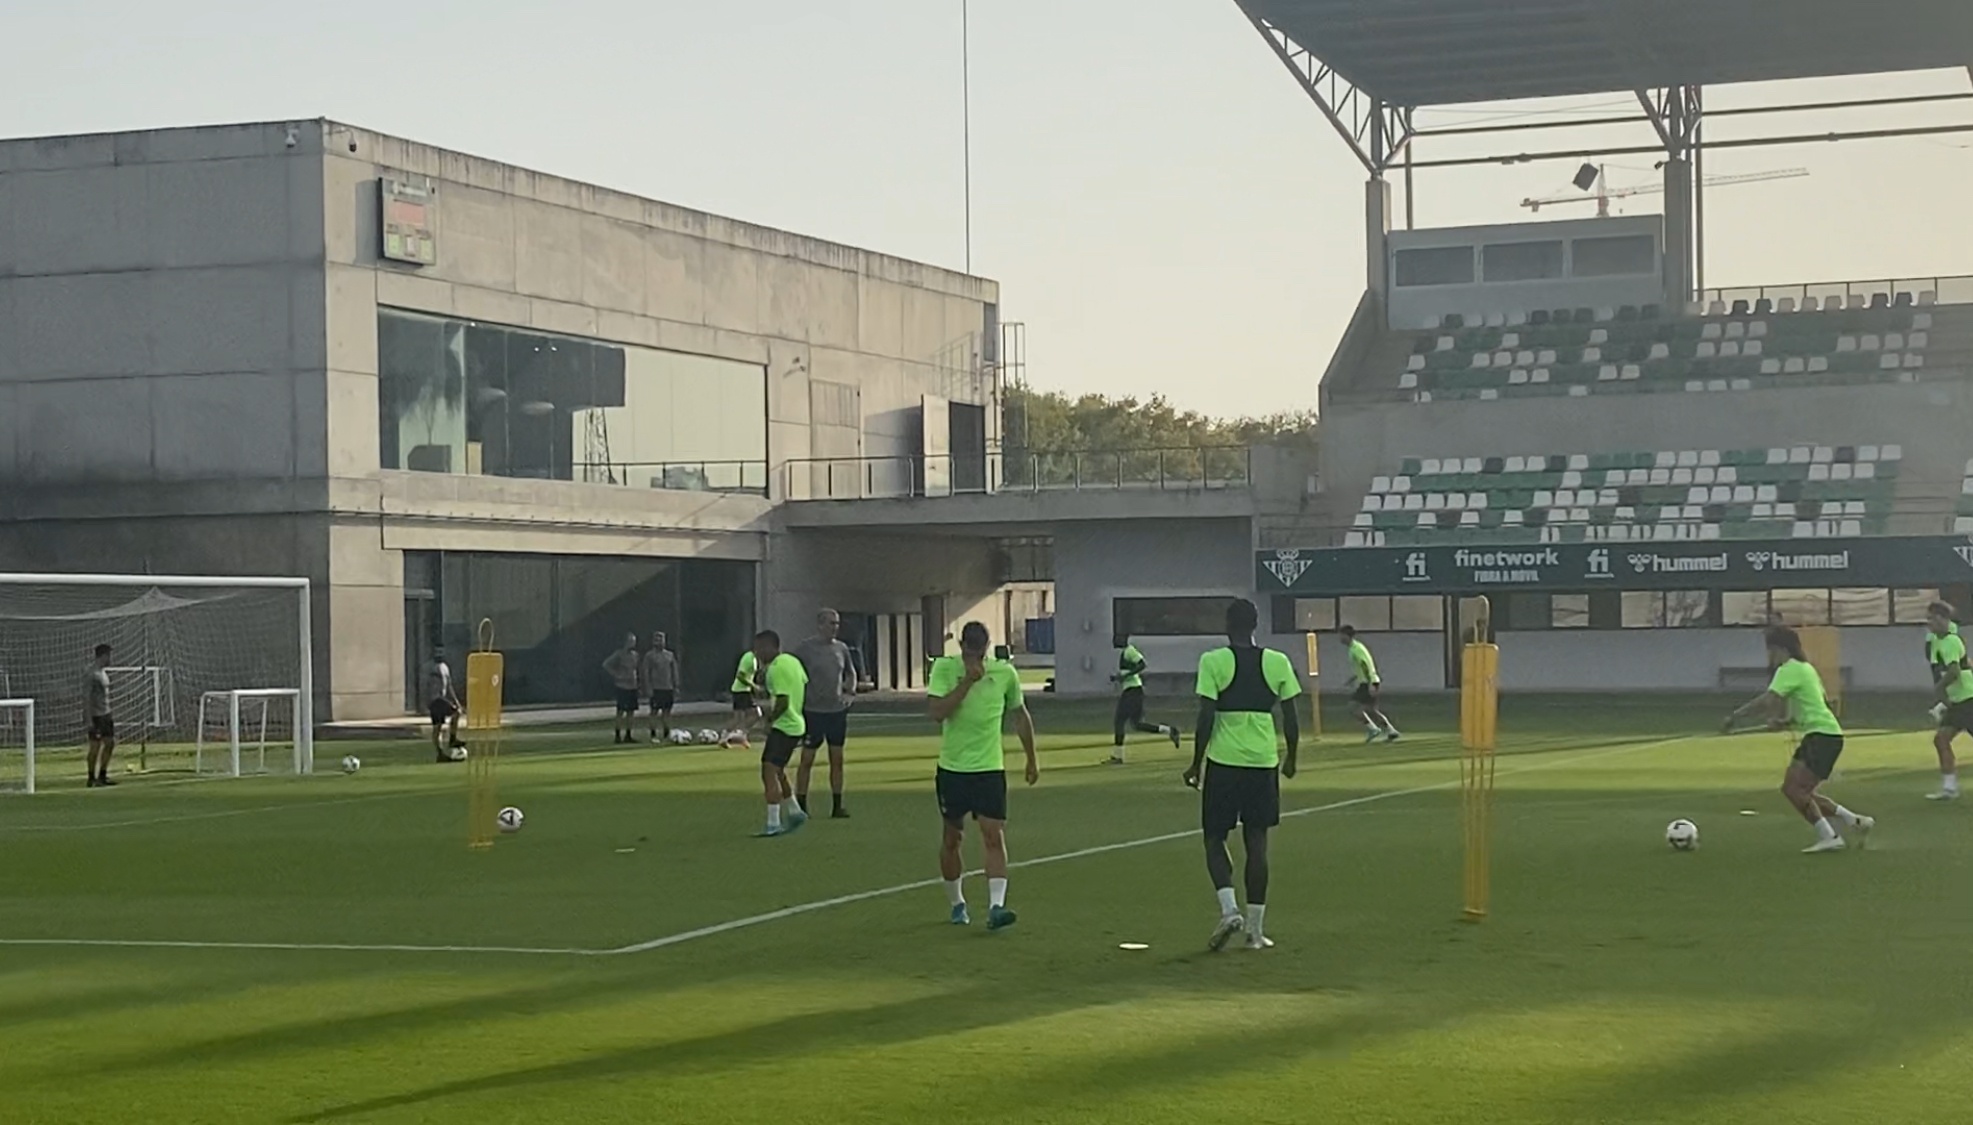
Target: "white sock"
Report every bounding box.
[944,878,965,907]
[988,878,1008,909]
[765,803,782,829]
[1246,903,1266,937]
[1813,816,1838,842]
[1944,773,1960,794]
[1831,804,1860,826]
[1215,886,1239,918]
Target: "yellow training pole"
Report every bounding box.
[466,619,505,850]
[1459,597,1499,923]
[1304,631,1323,741]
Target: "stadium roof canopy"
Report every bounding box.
[1241,0,1973,107]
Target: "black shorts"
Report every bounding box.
[648,690,675,715]
[762,728,802,768]
[429,699,457,725]
[1791,733,1845,781]
[614,689,641,715]
[1939,700,1973,736]
[88,715,115,740]
[801,709,848,750]
[1114,686,1146,724]
[936,767,1009,824]
[1352,683,1379,707]
[1202,760,1281,835]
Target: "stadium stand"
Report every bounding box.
[1391,301,1947,403]
[1349,444,1905,547]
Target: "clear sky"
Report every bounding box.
[4,1,1970,417]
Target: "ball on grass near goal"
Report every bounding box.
[340,755,361,774]
[496,806,524,833]
[1666,818,1699,851]
[669,729,694,746]
[448,745,469,761]
[698,729,723,745]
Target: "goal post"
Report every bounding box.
[0,698,35,794]
[0,573,312,779]
[196,689,304,777]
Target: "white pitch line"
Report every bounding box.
[0,735,1688,959]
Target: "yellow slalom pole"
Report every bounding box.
[466,619,505,850]
[1304,631,1323,741]
[1459,597,1499,923]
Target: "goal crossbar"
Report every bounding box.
[0,698,34,794]
[0,573,313,774]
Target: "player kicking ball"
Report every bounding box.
[929,622,1038,932]
[1723,625,1875,854]
[752,631,810,838]
[1184,598,1301,951]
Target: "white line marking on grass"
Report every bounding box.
[0,735,1687,959]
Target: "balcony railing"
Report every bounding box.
[784,447,1252,501]
[1701,274,1973,310]
[575,460,769,496]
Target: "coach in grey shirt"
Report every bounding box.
[791,608,859,819]
[641,631,679,743]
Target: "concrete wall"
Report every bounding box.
[762,530,1001,652]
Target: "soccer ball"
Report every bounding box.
[669,729,693,746]
[1666,819,1699,851]
[447,745,469,762]
[699,729,723,745]
[496,806,524,833]
[340,755,361,774]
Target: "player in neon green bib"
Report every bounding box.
[751,630,810,837]
[1924,601,1973,800]
[1725,625,1875,854]
[1107,636,1180,765]
[928,622,1038,931]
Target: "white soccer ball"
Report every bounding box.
[699,729,723,745]
[1666,818,1699,851]
[496,806,524,833]
[669,729,694,745]
[448,745,469,762]
[340,755,361,774]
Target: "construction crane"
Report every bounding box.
[1522,165,1810,216]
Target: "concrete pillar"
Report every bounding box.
[1365,177,1393,298]
[1661,156,1694,308]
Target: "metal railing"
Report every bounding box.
[1701,274,1973,310]
[575,460,769,496]
[784,447,1253,501]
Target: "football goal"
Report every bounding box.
[0,574,312,788]
[0,698,34,794]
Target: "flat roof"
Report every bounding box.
[1243,0,1973,106]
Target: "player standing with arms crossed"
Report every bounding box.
[1185,599,1302,951]
[1923,601,1971,801]
[1107,634,1180,765]
[752,631,809,836]
[1724,625,1875,853]
[792,608,858,818]
[1340,625,1400,743]
[642,631,679,743]
[603,633,642,745]
[929,622,1039,931]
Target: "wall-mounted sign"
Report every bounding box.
[380,177,437,266]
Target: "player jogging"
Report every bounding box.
[426,648,464,763]
[1340,626,1399,743]
[730,649,761,744]
[603,633,642,745]
[1108,635,1180,765]
[1723,625,1875,854]
[1184,598,1301,951]
[1923,602,1971,801]
[752,631,809,837]
[643,631,679,743]
[84,643,117,788]
[929,621,1039,931]
[792,608,858,818]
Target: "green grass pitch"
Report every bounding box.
[3,693,1973,1124]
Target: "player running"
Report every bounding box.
[603,633,642,745]
[84,643,117,788]
[929,622,1039,931]
[792,608,858,818]
[642,631,679,743]
[1923,601,1971,801]
[1184,598,1301,951]
[752,630,809,837]
[1107,634,1180,765]
[1723,625,1875,854]
[1340,626,1399,743]
[729,648,761,746]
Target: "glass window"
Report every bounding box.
[1621,591,1664,629]
[1393,246,1475,288]
[1506,593,1550,631]
[1112,597,1236,638]
[1552,594,1590,629]
[1722,591,1771,627]
[1771,588,1832,626]
[1338,596,1392,632]
[1832,588,1890,626]
[1571,235,1656,277]
[1293,598,1337,632]
[1482,240,1565,283]
[1391,596,1444,632]
[1665,591,1711,628]
[380,309,767,491]
[1895,588,1942,624]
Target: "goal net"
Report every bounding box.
[0,575,312,789]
